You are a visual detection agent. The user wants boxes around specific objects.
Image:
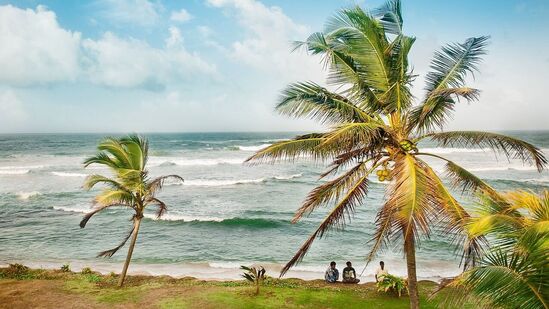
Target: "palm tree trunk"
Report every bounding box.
[118,218,142,287]
[405,236,420,309]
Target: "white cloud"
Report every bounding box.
[0,5,81,85]
[82,28,217,89]
[0,90,28,130]
[205,0,324,82]
[170,8,192,22]
[97,0,162,26]
[0,5,215,89]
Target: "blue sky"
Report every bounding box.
[0,0,548,133]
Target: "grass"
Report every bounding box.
[0,265,474,308]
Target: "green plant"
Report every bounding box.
[442,190,549,309]
[85,274,102,283]
[245,1,547,308]
[81,267,93,275]
[377,274,408,297]
[4,263,31,279]
[61,263,71,272]
[80,135,183,287]
[241,265,266,295]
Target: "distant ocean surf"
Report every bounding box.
[0,132,548,281]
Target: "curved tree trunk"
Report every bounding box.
[405,236,420,309]
[118,218,142,287]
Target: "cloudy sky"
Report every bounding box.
[0,0,548,133]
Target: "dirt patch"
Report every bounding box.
[0,280,104,309]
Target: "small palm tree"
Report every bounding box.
[80,135,183,287]
[443,190,549,309]
[246,1,547,307]
[241,265,267,295]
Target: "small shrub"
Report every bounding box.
[4,264,32,279]
[376,274,408,297]
[81,267,93,275]
[85,274,102,283]
[61,264,71,272]
[109,271,117,277]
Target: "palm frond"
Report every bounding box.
[410,36,489,133]
[83,152,118,169]
[293,161,373,222]
[320,122,386,151]
[244,133,329,164]
[94,189,135,207]
[444,160,502,201]
[83,174,126,191]
[119,134,148,170]
[293,32,382,109]
[79,202,131,228]
[146,197,168,218]
[97,217,137,258]
[366,154,436,263]
[424,166,485,268]
[458,250,549,309]
[281,175,369,276]
[373,0,403,35]
[324,6,391,93]
[276,82,373,124]
[147,175,184,194]
[426,131,547,171]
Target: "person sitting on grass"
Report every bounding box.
[342,261,360,284]
[324,261,339,283]
[375,261,389,282]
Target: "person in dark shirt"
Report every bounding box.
[342,261,360,284]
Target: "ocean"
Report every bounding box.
[0,131,548,281]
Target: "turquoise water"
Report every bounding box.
[0,132,548,280]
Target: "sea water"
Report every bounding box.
[0,132,547,281]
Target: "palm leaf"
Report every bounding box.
[276,82,373,124]
[410,36,489,133]
[373,0,403,35]
[281,175,369,276]
[293,161,372,222]
[366,154,435,264]
[97,217,137,258]
[244,133,328,163]
[426,131,547,171]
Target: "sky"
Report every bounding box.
[0,0,548,133]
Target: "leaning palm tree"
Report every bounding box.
[80,135,183,287]
[245,1,546,307]
[441,190,549,309]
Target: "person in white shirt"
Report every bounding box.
[375,261,388,282]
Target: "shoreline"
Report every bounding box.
[0,258,459,283]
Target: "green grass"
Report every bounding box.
[0,266,476,308]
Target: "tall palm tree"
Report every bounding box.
[246,1,547,307]
[442,190,549,309]
[80,135,183,287]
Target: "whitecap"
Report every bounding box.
[149,157,244,167]
[52,205,90,214]
[273,173,302,180]
[143,213,226,222]
[421,147,492,154]
[51,171,88,177]
[182,178,265,187]
[236,144,271,151]
[0,169,30,175]
[17,191,41,200]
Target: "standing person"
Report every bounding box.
[375,261,388,282]
[342,261,360,284]
[324,261,339,283]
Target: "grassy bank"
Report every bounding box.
[0,265,470,308]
